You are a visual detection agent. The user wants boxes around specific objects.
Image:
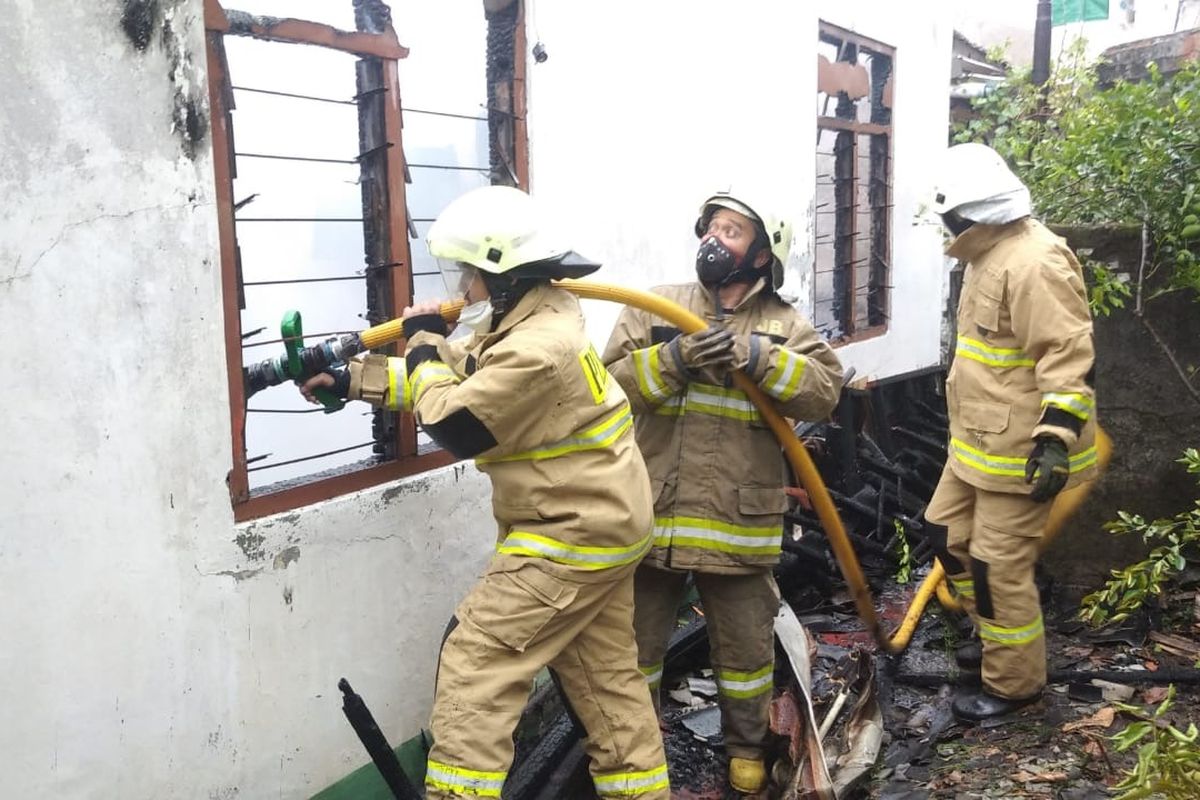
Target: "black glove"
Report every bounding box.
[1025,435,1069,502]
[325,368,351,400]
[402,314,449,338]
[668,326,736,379]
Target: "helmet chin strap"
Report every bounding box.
[480,272,538,330]
[941,210,975,237]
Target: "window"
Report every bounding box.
[205,0,528,520]
[814,22,894,344]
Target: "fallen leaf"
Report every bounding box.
[1030,771,1069,783]
[1144,660,1160,671]
[1141,686,1170,704]
[1083,739,1105,759]
[1062,706,1116,733]
[1062,645,1095,659]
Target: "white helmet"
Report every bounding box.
[427,185,599,295]
[695,187,793,290]
[932,143,1032,225]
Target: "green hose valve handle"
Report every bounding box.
[281,310,345,413]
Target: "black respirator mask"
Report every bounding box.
[695,236,765,287]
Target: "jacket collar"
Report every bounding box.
[468,282,562,349]
[694,277,771,317]
[946,217,1031,262]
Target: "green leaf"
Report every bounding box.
[1112,721,1153,750]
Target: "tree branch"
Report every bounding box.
[1130,207,1200,406]
[1136,211,1149,315]
[1138,315,1200,407]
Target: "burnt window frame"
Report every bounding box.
[815,21,894,345]
[204,0,528,521]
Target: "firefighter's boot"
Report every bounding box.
[729,757,766,794]
[952,687,1042,720]
[956,640,982,671]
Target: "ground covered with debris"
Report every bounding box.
[499,376,1200,798]
[869,587,1200,800]
[645,582,1200,800]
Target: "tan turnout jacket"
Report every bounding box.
[349,284,653,573]
[946,217,1098,493]
[602,280,843,573]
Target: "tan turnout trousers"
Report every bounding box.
[631,565,780,760]
[428,555,669,799]
[926,468,1052,699]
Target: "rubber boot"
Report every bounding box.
[952,687,1042,721]
[729,757,766,794]
[956,641,982,671]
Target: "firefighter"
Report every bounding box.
[927,143,1098,721]
[601,187,844,794]
[301,185,669,798]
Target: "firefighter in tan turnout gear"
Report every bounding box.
[927,143,1099,721]
[301,185,669,799]
[602,188,843,794]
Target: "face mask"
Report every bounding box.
[457,298,494,333]
[695,236,740,285]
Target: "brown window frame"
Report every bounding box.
[815,21,894,346]
[204,0,528,522]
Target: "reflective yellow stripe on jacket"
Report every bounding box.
[632,344,673,402]
[476,406,633,464]
[593,765,670,797]
[497,530,653,570]
[955,336,1035,368]
[653,516,781,555]
[425,760,506,797]
[409,360,459,404]
[1041,391,1094,421]
[950,438,1098,478]
[653,384,761,423]
[761,349,807,401]
[385,356,412,411]
[949,575,975,599]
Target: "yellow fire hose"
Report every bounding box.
[891,426,1113,645]
[358,279,1109,653]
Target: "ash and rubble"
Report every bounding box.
[497,373,1200,799]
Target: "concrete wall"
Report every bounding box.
[0,3,494,798]
[0,0,952,797]
[527,0,951,384]
[1039,229,1200,595]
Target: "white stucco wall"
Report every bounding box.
[526,0,952,383]
[1,1,953,798]
[815,0,953,382]
[0,3,493,798]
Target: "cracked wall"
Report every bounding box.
[0,2,495,797]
